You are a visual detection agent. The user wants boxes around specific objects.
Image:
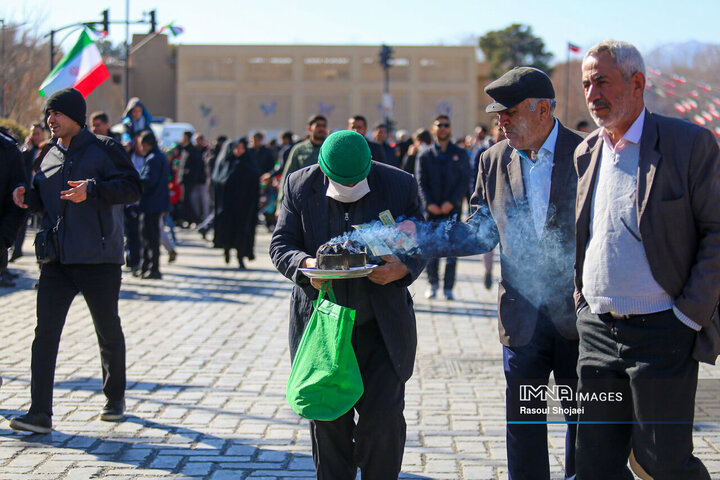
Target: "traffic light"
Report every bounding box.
[149,10,156,33]
[101,9,109,35]
[379,44,394,69]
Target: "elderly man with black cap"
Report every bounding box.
[394,67,586,478]
[270,130,426,479]
[470,67,585,480]
[10,87,142,433]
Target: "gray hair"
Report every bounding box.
[528,98,557,114]
[584,39,645,80]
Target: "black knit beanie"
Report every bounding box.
[44,88,86,127]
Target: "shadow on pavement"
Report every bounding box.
[119,272,291,303]
[1,407,433,479]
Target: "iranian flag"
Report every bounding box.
[39,29,109,98]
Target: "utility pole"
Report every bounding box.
[48,10,111,70]
[378,44,394,130]
[44,8,155,107]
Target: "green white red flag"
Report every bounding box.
[39,29,110,98]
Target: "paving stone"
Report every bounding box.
[0,229,717,479]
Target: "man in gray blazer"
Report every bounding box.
[398,67,584,479]
[472,67,584,480]
[574,39,719,479]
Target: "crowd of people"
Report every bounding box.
[0,38,718,480]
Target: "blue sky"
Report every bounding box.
[3,0,716,61]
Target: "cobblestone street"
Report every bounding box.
[1,228,718,479]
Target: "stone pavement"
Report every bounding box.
[1,228,718,479]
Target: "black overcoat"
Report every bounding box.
[270,162,427,382]
[212,142,260,256]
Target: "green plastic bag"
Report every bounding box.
[286,283,364,421]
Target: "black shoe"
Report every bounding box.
[484,272,492,290]
[142,270,162,280]
[224,250,230,264]
[1,268,18,279]
[444,289,454,300]
[100,399,125,421]
[168,250,177,263]
[9,251,22,262]
[238,259,247,270]
[10,412,52,433]
[0,276,16,287]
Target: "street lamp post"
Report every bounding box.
[378,44,394,130]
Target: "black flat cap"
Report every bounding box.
[485,67,555,113]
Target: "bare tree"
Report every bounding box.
[1,21,50,126]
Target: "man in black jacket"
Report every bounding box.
[348,115,387,165]
[270,130,426,479]
[415,114,470,300]
[179,130,206,226]
[136,130,170,280]
[10,88,142,433]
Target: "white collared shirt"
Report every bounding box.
[518,119,558,237]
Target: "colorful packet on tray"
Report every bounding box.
[353,211,419,257]
[378,210,418,253]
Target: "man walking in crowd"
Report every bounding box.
[276,130,295,172]
[348,115,386,164]
[251,130,276,175]
[574,39,719,480]
[398,68,582,480]
[415,114,469,300]
[0,127,26,288]
[400,128,432,175]
[277,114,328,208]
[373,123,400,167]
[178,130,206,227]
[90,111,121,142]
[9,88,142,433]
[136,131,170,280]
[271,129,426,479]
[476,67,583,480]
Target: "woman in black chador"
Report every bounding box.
[211,137,259,269]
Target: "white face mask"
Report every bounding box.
[326,178,370,203]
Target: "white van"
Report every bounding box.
[150,122,195,148]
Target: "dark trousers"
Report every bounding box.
[427,256,457,290]
[30,263,126,416]
[124,205,141,269]
[503,312,579,480]
[140,211,161,274]
[310,320,406,480]
[575,308,709,480]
